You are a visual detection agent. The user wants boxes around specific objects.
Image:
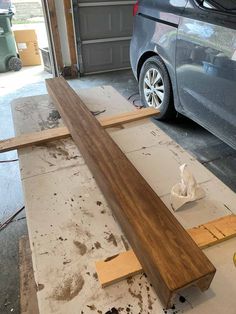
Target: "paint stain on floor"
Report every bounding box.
[105,233,118,247]
[73,240,87,255]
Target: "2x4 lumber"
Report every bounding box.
[47,0,63,72]
[46,77,216,308]
[0,127,69,153]
[0,108,158,153]
[96,215,236,288]
[188,214,236,249]
[95,250,143,288]
[63,0,77,66]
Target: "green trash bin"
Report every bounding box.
[0,13,22,72]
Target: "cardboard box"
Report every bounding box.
[14,30,41,66]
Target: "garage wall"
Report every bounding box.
[73,0,135,74]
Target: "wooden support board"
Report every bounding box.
[0,108,158,153]
[96,215,236,288]
[188,214,236,249]
[95,250,143,288]
[46,77,216,308]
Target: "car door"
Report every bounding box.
[176,0,236,149]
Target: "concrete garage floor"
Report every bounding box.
[0,67,235,314]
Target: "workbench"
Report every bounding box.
[12,86,236,314]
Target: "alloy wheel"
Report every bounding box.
[143,68,165,109]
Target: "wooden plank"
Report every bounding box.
[0,127,69,153]
[188,214,236,249]
[0,108,158,153]
[96,215,236,288]
[95,250,143,288]
[63,0,77,67]
[19,236,39,314]
[100,107,158,128]
[47,0,64,72]
[46,77,216,308]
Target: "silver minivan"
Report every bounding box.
[130,0,236,150]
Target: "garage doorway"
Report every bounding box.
[72,0,135,75]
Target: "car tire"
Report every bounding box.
[139,56,176,120]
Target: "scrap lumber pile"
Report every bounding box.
[46,77,216,308]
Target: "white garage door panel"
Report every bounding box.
[73,0,135,74]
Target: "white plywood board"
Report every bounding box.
[12,86,236,314]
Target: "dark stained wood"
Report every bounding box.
[46,77,216,308]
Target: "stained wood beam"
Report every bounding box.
[46,77,216,308]
[0,108,158,153]
[96,215,236,288]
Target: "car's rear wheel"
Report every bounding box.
[139,56,176,120]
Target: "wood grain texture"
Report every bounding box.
[46,77,216,308]
[0,108,158,153]
[63,0,77,66]
[0,127,69,153]
[96,215,236,288]
[188,215,236,249]
[96,251,143,287]
[47,0,63,72]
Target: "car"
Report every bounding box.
[130,0,236,150]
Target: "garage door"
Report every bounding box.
[73,0,135,74]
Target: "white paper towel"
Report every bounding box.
[171,164,205,211]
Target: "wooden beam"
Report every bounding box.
[96,215,236,288]
[46,77,216,308]
[0,108,158,153]
[47,0,63,73]
[63,0,77,69]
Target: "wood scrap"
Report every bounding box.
[46,77,216,308]
[0,107,158,153]
[95,250,142,287]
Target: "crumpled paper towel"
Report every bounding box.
[171,164,205,211]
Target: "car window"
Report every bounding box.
[199,0,236,11]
